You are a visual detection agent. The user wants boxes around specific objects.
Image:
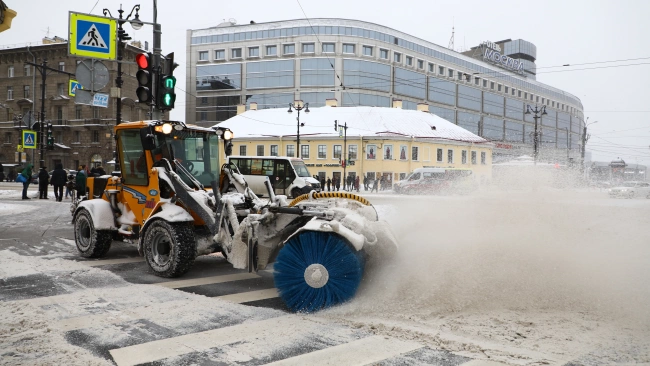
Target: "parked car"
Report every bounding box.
[401,177,450,195]
[608,181,650,199]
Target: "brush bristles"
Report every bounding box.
[274,231,365,312]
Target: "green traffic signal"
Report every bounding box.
[164,76,175,88]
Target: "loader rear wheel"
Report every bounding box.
[74,209,112,258]
[273,231,365,312]
[144,220,196,278]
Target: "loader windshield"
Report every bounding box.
[155,130,221,188]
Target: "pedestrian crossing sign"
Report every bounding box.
[22,130,37,149]
[69,80,82,97]
[68,12,116,60]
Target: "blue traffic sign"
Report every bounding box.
[22,130,37,149]
[69,80,82,96]
[69,12,116,60]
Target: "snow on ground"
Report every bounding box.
[324,188,650,365]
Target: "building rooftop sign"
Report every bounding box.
[481,41,524,75]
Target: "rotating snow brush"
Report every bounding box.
[273,230,365,312]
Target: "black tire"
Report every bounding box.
[291,188,303,199]
[74,209,112,258]
[143,220,196,278]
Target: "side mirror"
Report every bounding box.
[224,140,233,156]
[139,126,156,150]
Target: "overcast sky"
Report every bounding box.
[4,0,650,166]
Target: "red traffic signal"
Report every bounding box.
[136,53,149,69]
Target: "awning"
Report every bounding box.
[54,143,71,149]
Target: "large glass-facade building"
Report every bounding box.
[186,19,584,161]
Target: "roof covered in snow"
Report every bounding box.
[215,106,488,144]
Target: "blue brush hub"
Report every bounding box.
[273,230,365,312]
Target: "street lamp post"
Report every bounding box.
[103,4,142,126]
[563,127,570,163]
[287,102,310,158]
[581,117,598,174]
[524,104,547,165]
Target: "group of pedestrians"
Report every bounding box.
[319,175,361,192]
[19,164,90,201]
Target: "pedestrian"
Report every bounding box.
[38,167,49,199]
[335,176,341,191]
[346,175,353,192]
[96,165,106,176]
[371,177,379,193]
[320,176,325,191]
[50,163,67,202]
[75,165,87,198]
[0,167,4,183]
[380,176,386,191]
[355,176,360,192]
[90,166,98,177]
[20,164,33,199]
[65,171,75,199]
[326,177,331,192]
[363,175,368,191]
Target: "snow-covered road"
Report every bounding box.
[0,188,648,365]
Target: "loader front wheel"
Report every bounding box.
[273,231,365,312]
[144,220,196,278]
[74,208,112,258]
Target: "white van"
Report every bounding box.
[394,168,446,194]
[227,156,321,198]
[395,167,475,194]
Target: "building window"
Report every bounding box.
[286,144,295,157]
[406,56,413,66]
[283,44,295,55]
[7,86,13,100]
[74,131,80,143]
[481,151,486,164]
[438,65,445,75]
[518,90,522,98]
[333,145,342,159]
[23,85,30,98]
[393,52,401,63]
[92,130,99,143]
[57,83,66,96]
[300,145,309,159]
[490,82,495,90]
[266,45,277,56]
[318,144,326,159]
[457,71,463,80]
[348,145,358,160]
[412,146,419,161]
[471,151,477,164]
[474,77,480,85]
[215,49,225,59]
[198,51,208,61]
[524,92,528,99]
[362,45,373,56]
[75,105,82,119]
[483,79,488,88]
[58,62,65,71]
[322,43,335,53]
[380,49,389,59]
[447,149,453,163]
[8,66,14,77]
[504,86,509,94]
[541,97,545,104]
[201,97,208,105]
[417,60,424,69]
[302,43,315,53]
[200,111,207,121]
[461,150,467,164]
[536,96,539,102]
[436,148,443,162]
[428,63,434,72]
[232,48,242,58]
[248,47,259,57]
[24,64,30,76]
[448,69,454,78]
[4,133,11,143]
[240,145,247,155]
[343,44,355,54]
[497,84,502,92]
[270,145,279,156]
[256,145,264,156]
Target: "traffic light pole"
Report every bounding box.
[152,0,163,120]
[25,59,74,168]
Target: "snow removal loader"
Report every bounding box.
[72,120,398,312]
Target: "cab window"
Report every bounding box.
[118,129,148,186]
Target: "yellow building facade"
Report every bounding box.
[219,102,493,187]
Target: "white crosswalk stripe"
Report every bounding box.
[81,257,145,266]
[215,288,279,303]
[156,273,259,289]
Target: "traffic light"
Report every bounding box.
[157,52,178,110]
[46,122,53,149]
[135,52,153,104]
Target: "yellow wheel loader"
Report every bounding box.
[72,120,397,312]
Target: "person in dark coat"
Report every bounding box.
[20,164,33,199]
[50,163,67,202]
[96,165,106,176]
[0,165,4,183]
[355,176,360,192]
[371,177,379,193]
[320,176,325,191]
[75,165,88,198]
[335,176,341,191]
[363,175,368,191]
[326,177,331,192]
[346,175,353,191]
[65,172,75,199]
[38,167,49,199]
